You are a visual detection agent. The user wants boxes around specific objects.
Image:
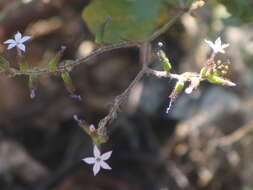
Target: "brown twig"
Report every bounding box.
[146,68,184,80]
[4,41,142,77]
[98,43,151,128]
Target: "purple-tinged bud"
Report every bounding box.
[185,77,200,94]
[30,89,36,99]
[73,115,82,124]
[158,42,163,48]
[28,75,37,99]
[69,94,82,101]
[89,124,96,133]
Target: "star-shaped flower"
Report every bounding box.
[205,37,229,54]
[4,32,31,52]
[83,145,112,176]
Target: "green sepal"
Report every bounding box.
[200,67,208,79]
[79,123,90,135]
[158,50,172,72]
[207,74,236,86]
[61,71,75,94]
[170,80,185,100]
[0,56,11,72]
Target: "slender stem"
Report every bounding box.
[146,68,183,80]
[148,11,184,42]
[7,41,143,77]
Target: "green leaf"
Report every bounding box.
[83,0,165,44]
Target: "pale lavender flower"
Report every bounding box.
[89,124,96,133]
[205,37,229,54]
[83,145,112,176]
[4,32,31,52]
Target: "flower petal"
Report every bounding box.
[100,161,112,170]
[82,157,95,164]
[89,124,96,133]
[204,40,215,50]
[19,36,31,43]
[93,162,101,176]
[4,39,16,44]
[15,32,22,42]
[17,43,26,52]
[93,145,101,157]
[221,44,229,49]
[101,151,112,160]
[215,37,221,45]
[7,43,16,50]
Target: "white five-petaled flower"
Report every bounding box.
[4,32,31,52]
[205,37,229,54]
[83,145,112,176]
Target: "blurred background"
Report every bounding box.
[0,0,252,189]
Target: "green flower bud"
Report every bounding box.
[200,67,208,79]
[169,80,185,100]
[61,71,75,94]
[207,74,236,86]
[158,50,172,72]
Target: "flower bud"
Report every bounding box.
[28,75,38,99]
[200,67,208,79]
[167,80,185,112]
[207,74,236,86]
[61,71,75,94]
[157,50,172,72]
[185,77,200,94]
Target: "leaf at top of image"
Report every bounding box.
[82,0,165,44]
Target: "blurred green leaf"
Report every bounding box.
[219,0,253,24]
[83,0,165,44]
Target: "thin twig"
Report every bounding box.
[98,44,151,128]
[6,41,142,77]
[148,11,185,42]
[146,68,183,80]
[98,68,147,128]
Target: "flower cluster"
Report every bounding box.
[158,36,236,112]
